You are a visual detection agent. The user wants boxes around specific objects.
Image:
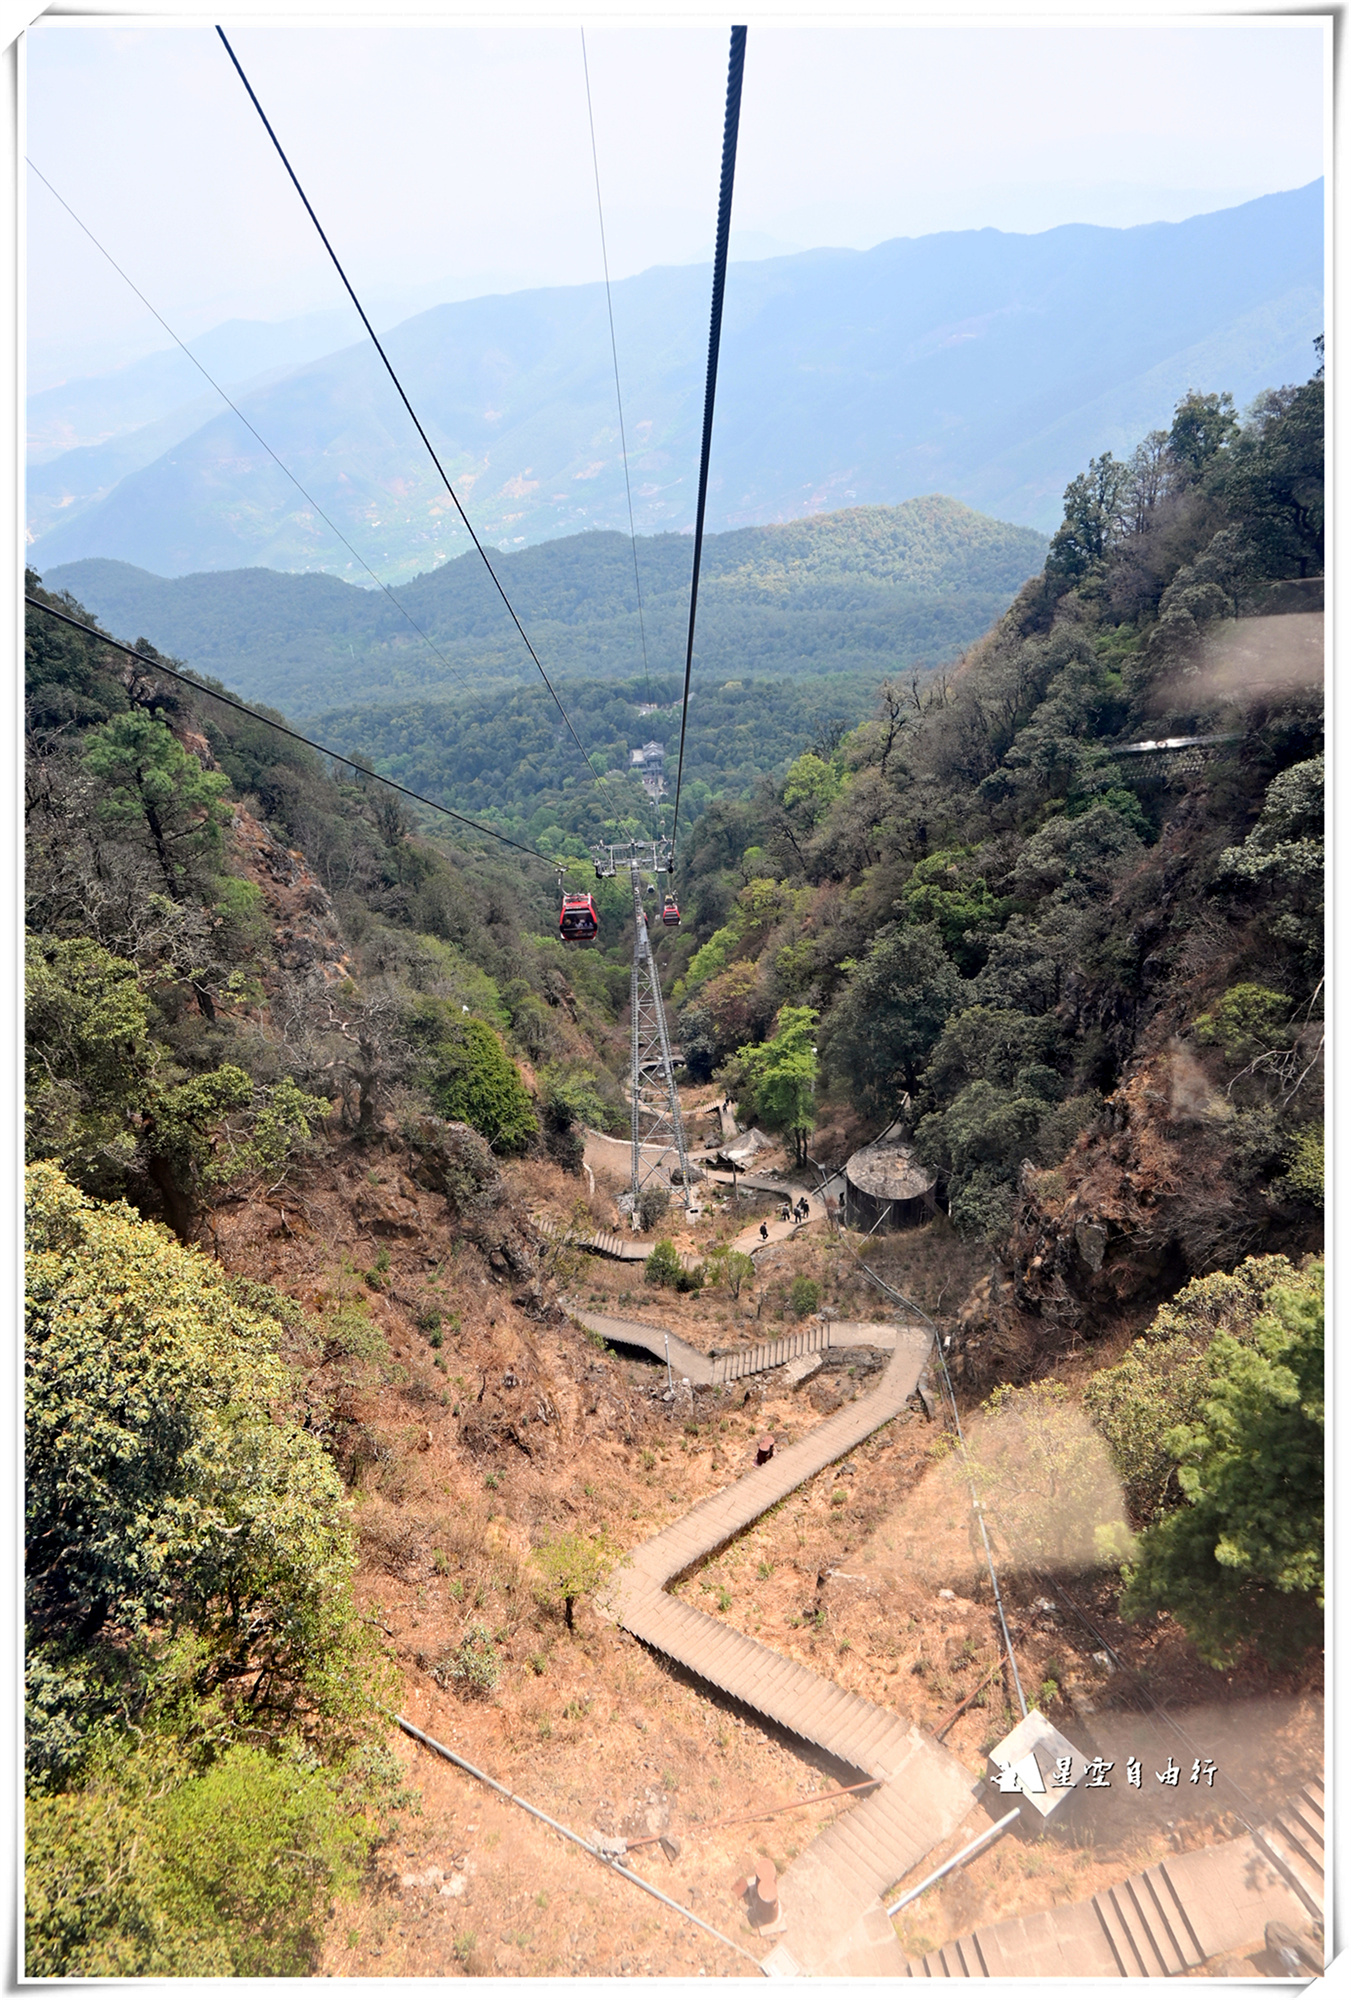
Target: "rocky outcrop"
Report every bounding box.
[404,1117,540,1294]
[950,1040,1319,1385]
[229,806,353,986]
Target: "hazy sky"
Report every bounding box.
[26,15,1326,389]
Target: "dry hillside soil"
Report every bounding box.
[208,1134,1320,1977]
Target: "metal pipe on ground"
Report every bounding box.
[934,1660,1003,1741]
[624,1776,880,1850]
[886,1807,1022,1917]
[393,1715,766,1972]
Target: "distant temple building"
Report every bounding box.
[630,740,666,800]
[843,1136,937,1232]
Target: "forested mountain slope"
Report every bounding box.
[668,363,1323,1371]
[43,496,1046,715]
[24,557,650,1974]
[23,350,1323,1979]
[29,183,1320,577]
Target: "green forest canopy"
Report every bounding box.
[42,495,1047,715]
[668,367,1323,1258]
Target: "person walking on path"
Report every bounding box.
[759,1221,769,1242]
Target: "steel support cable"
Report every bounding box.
[25,597,552,866]
[806,1177,1320,1847]
[1011,1575,1322,1927]
[669,24,747,856]
[1025,1568,1282,1840]
[26,158,476,703]
[216,27,621,818]
[831,1195,1318,1828]
[800,1159,1027,1718]
[392,1716,766,1971]
[579,29,655,717]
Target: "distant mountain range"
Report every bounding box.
[27,182,1321,581]
[40,496,1047,718]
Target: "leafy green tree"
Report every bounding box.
[701,959,768,1053]
[539,1065,611,1135]
[26,1736,374,1978]
[537,1063,614,1172]
[923,1005,1056,1101]
[81,711,231,900]
[780,751,844,825]
[1122,428,1172,536]
[822,921,963,1115]
[1282,1127,1323,1206]
[707,1247,755,1299]
[675,1002,719,1083]
[1168,389,1239,476]
[789,1275,821,1317]
[25,571,130,733]
[735,1006,819,1161]
[1209,372,1323,577]
[144,1071,329,1227]
[1085,1255,1301,1526]
[1010,801,1143,903]
[1193,984,1291,1065]
[1214,756,1323,972]
[532,1529,626,1631]
[1045,452,1130,584]
[899,852,1002,972]
[917,1080,1100,1241]
[409,1004,537,1153]
[26,938,326,1234]
[1218,757,1322,897]
[644,1238,683,1288]
[1119,1261,1323,1666]
[26,1163,379,1757]
[26,936,156,1198]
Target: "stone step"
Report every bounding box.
[1120,1871,1186,1974]
[1282,1795,1325,1857]
[1149,1861,1208,1968]
[607,1326,956,1977]
[1258,1817,1324,1911]
[903,1786,1325,1978]
[1090,1890,1140,1977]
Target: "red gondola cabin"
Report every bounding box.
[559,891,599,942]
[661,894,681,927]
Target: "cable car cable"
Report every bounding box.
[216,26,618,815]
[25,158,479,705]
[25,596,553,866]
[669,25,747,856]
[580,28,655,716]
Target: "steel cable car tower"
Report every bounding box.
[219,21,744,1220]
[594,25,746,1219]
[629,895,688,1202]
[596,842,693,1206]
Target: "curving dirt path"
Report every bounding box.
[599,1321,979,1975]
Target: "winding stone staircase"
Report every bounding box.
[567,1301,1325,1978]
[598,1323,980,1974]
